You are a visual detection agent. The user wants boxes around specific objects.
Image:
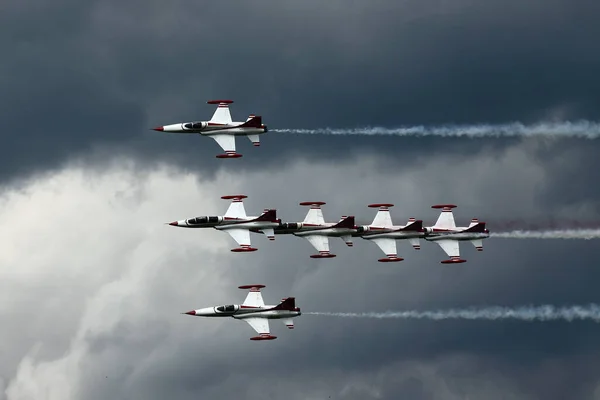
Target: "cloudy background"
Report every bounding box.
[2,0,600,399]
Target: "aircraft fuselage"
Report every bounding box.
[160,122,267,136]
[170,216,279,230]
[425,228,490,242]
[191,304,301,320]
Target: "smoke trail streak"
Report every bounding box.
[491,229,600,240]
[306,304,600,322]
[273,121,600,138]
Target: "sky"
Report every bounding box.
[2,0,600,399]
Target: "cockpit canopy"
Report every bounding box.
[187,216,221,225]
[183,121,207,130]
[216,305,237,313]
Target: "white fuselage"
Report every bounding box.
[171,215,279,231]
[274,222,356,237]
[425,227,490,242]
[162,122,267,137]
[192,304,301,320]
[358,226,426,240]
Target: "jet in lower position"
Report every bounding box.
[424,204,490,263]
[182,285,301,341]
[355,203,425,262]
[152,100,268,158]
[167,195,279,252]
[271,201,356,258]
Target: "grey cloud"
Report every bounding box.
[2,144,600,399]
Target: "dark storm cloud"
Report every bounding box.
[2,0,600,183]
[3,1,600,399]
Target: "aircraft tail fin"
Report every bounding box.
[332,216,355,229]
[401,218,423,232]
[272,297,296,311]
[239,115,262,128]
[463,221,487,233]
[253,209,278,223]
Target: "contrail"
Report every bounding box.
[491,229,600,240]
[306,304,600,322]
[273,121,600,139]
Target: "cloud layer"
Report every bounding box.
[1,141,600,399]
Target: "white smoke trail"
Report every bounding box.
[273,121,600,138]
[491,229,600,240]
[306,304,600,322]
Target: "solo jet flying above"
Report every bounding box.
[152,100,268,158]
[270,201,356,258]
[167,195,279,252]
[356,203,425,262]
[424,204,490,263]
[182,284,301,341]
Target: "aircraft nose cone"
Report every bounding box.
[152,126,164,131]
[183,310,196,315]
[168,221,178,226]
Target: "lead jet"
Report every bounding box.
[167,195,279,252]
[182,284,301,341]
[152,100,268,158]
[355,203,425,262]
[424,204,490,263]
[273,202,356,258]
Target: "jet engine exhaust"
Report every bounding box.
[272,121,600,139]
[306,304,600,322]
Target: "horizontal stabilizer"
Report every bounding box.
[247,134,260,146]
[408,237,421,250]
[470,239,483,251]
[282,318,294,329]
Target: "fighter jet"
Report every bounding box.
[424,204,490,263]
[182,284,301,341]
[355,203,425,262]
[152,100,268,158]
[272,202,356,258]
[167,195,279,252]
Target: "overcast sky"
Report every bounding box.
[2,1,600,399]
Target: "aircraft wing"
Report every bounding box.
[300,202,325,225]
[209,102,233,124]
[243,317,271,335]
[242,288,265,308]
[435,239,460,258]
[304,234,330,253]
[371,237,398,258]
[223,196,247,219]
[225,228,252,247]
[209,134,236,153]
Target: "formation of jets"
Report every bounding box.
[154,100,490,340]
[167,195,490,264]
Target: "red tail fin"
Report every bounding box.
[239,116,262,128]
[463,222,486,233]
[253,209,278,222]
[272,297,296,311]
[332,216,355,229]
[401,220,423,231]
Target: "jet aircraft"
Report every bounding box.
[424,204,490,263]
[167,195,279,252]
[270,202,356,258]
[356,203,425,262]
[152,100,268,158]
[182,284,301,341]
